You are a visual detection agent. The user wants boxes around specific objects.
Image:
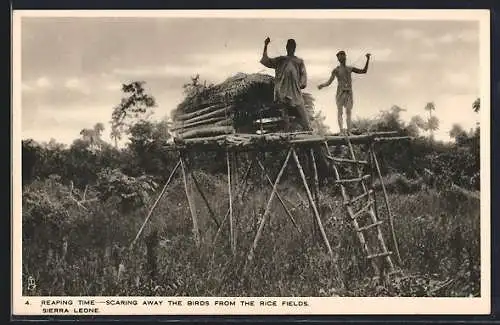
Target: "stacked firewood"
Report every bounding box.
[171,73,314,139]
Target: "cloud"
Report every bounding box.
[105,82,122,91]
[395,28,423,40]
[21,82,34,92]
[396,27,478,51]
[421,29,479,48]
[118,47,394,84]
[22,77,53,93]
[22,103,116,142]
[432,93,480,140]
[64,78,79,88]
[22,84,109,115]
[35,77,52,89]
[418,52,440,62]
[458,29,479,43]
[389,74,412,87]
[112,50,267,84]
[300,47,394,65]
[306,64,333,79]
[443,71,472,89]
[64,77,91,94]
[436,30,478,44]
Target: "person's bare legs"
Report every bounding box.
[345,95,353,134]
[333,101,344,155]
[336,103,344,134]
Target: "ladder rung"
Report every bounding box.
[327,156,368,165]
[350,200,374,219]
[345,190,374,205]
[336,174,371,184]
[357,220,383,232]
[367,251,392,259]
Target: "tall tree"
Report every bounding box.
[110,81,157,146]
[79,122,106,152]
[110,128,120,148]
[424,102,439,140]
[449,123,468,144]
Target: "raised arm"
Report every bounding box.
[260,37,277,69]
[352,53,371,74]
[318,70,336,90]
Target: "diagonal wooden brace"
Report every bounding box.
[255,157,302,234]
[245,148,292,269]
[129,159,181,250]
[292,148,334,260]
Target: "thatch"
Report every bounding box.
[171,73,315,138]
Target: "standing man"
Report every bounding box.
[260,37,311,131]
[318,51,371,134]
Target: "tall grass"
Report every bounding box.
[22,171,480,297]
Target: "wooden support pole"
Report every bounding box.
[246,148,292,269]
[180,155,201,248]
[213,160,254,246]
[255,157,302,234]
[309,148,321,241]
[309,148,320,206]
[191,172,220,228]
[129,159,181,250]
[226,150,235,255]
[370,144,403,266]
[292,148,334,259]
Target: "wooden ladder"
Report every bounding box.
[323,133,397,279]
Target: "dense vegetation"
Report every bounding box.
[21,80,481,297]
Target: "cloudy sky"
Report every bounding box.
[19,14,481,144]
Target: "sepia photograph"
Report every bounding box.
[12,9,490,316]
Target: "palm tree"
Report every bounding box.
[424,102,438,140]
[472,98,480,113]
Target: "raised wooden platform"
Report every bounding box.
[165,131,412,151]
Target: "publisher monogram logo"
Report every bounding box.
[27,276,36,291]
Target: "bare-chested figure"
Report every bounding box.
[260,37,312,131]
[318,51,371,134]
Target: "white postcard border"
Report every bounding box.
[11,9,492,316]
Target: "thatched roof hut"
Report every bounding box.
[171,73,315,139]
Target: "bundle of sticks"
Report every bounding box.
[171,73,315,139]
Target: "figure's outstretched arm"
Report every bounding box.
[352,53,371,74]
[318,70,336,90]
[260,37,277,68]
